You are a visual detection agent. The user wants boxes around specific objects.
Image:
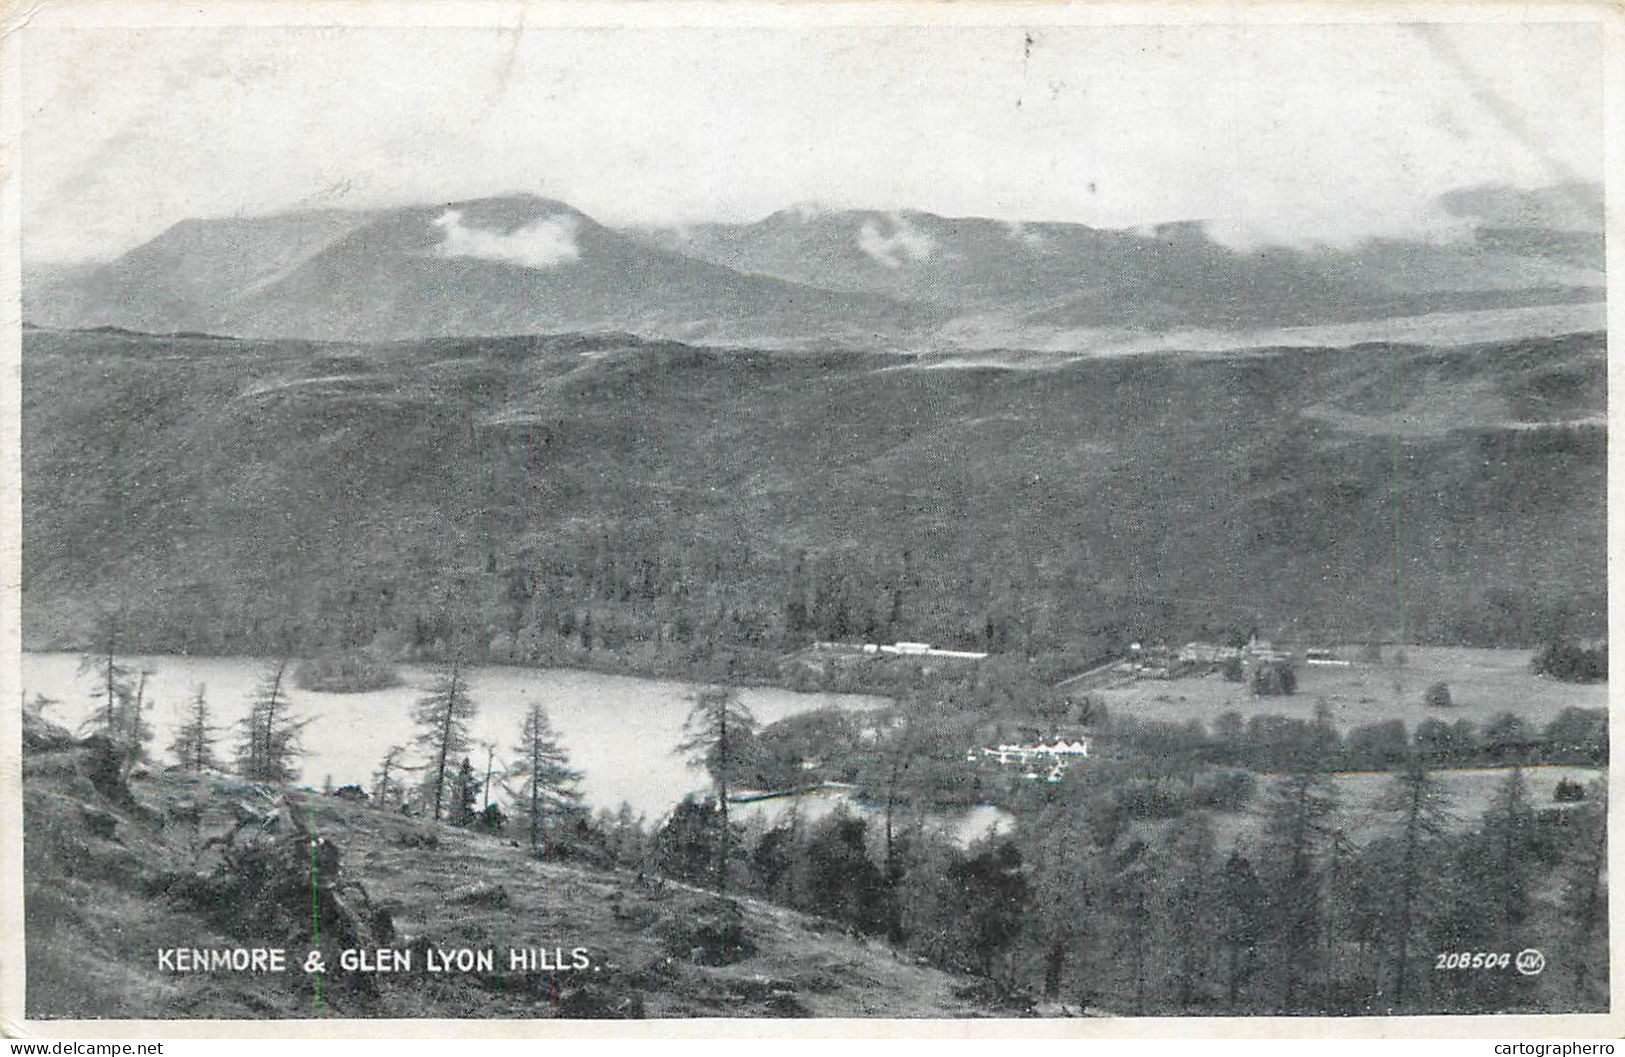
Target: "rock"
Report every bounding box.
[23,713,76,753]
[449,880,507,906]
[395,828,439,849]
[78,734,138,809]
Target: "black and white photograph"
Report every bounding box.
[3,0,1616,1031]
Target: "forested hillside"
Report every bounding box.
[22,326,1606,675]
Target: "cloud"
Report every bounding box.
[431,209,581,270]
[857,214,934,268]
[1203,201,1477,252]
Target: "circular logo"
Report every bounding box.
[1515,949,1546,976]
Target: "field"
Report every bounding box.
[1095,646,1606,732]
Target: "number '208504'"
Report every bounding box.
[1435,952,1511,970]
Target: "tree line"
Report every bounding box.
[611,721,1608,1014]
[57,620,589,858]
[1097,703,1608,777]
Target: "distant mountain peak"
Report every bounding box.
[770,200,835,223]
[21,180,1604,349]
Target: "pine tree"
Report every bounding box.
[1156,812,1219,1009]
[882,686,928,883]
[1217,849,1267,1010]
[234,658,307,782]
[508,702,582,855]
[77,614,135,742]
[1261,763,1340,1011]
[1372,760,1455,1009]
[1021,801,1104,1005]
[449,757,479,827]
[168,683,219,772]
[676,686,757,896]
[412,659,477,822]
[1107,836,1157,1014]
[1558,780,1608,1007]
[118,666,157,775]
[1481,766,1536,946]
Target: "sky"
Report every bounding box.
[19,19,1605,262]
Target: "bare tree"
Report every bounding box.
[479,740,498,813]
[24,692,61,722]
[371,744,409,809]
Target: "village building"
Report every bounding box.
[967,738,1091,782]
[1178,641,1241,665]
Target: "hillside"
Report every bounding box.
[22,715,994,1019]
[20,326,1606,662]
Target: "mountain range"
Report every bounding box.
[25,183,1604,350]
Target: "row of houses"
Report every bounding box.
[1121,635,1326,681]
[808,639,989,661]
[785,639,990,677]
[965,738,1092,784]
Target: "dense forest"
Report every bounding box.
[22,328,1608,682]
[589,679,1610,1016]
[602,767,1608,1016]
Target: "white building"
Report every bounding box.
[976,739,1091,766]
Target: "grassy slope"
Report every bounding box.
[23,728,988,1020]
[20,327,1606,653]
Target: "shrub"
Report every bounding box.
[1193,770,1256,812]
[1530,640,1608,683]
[657,898,755,966]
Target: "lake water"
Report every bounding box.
[19,651,887,823]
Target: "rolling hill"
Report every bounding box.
[20,325,1606,661]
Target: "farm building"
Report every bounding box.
[1179,641,1241,665]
